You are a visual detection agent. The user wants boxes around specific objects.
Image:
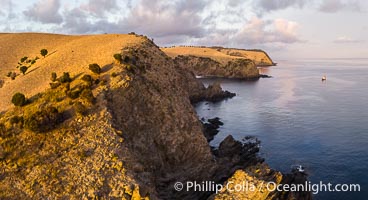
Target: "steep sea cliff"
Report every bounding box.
[0,33,309,199]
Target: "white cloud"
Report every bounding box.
[233,17,301,45]
[333,36,361,43]
[23,0,62,24]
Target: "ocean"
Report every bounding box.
[195,59,368,200]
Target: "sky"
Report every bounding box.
[0,0,367,59]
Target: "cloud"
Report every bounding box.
[319,0,363,13]
[80,0,119,17]
[233,17,301,45]
[59,0,208,41]
[120,0,207,39]
[333,36,361,43]
[255,0,307,12]
[23,0,62,24]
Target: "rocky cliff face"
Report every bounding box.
[174,55,260,79]
[0,34,309,200]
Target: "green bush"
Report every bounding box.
[11,93,26,107]
[51,72,57,82]
[25,106,63,133]
[40,49,48,58]
[88,63,101,75]
[20,66,28,75]
[59,72,72,83]
[113,54,123,63]
[20,56,28,63]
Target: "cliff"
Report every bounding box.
[161,46,276,79]
[173,55,259,79]
[0,33,307,200]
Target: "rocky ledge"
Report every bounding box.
[191,82,236,104]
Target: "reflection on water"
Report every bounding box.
[195,59,368,200]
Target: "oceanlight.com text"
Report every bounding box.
[173,181,361,194]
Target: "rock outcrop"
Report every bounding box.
[174,55,260,79]
[202,117,224,142]
[190,82,236,104]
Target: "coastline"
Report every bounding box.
[0,33,310,199]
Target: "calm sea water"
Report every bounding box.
[195,59,368,200]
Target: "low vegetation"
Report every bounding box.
[19,66,28,75]
[113,53,123,64]
[24,106,63,133]
[51,72,57,82]
[40,49,48,58]
[59,72,72,83]
[89,63,101,75]
[11,93,27,107]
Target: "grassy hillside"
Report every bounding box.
[161,46,275,66]
[0,33,143,112]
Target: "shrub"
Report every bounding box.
[10,116,24,126]
[50,82,61,89]
[40,49,48,58]
[113,54,122,63]
[8,72,16,80]
[24,106,63,133]
[20,56,28,63]
[51,72,57,82]
[67,89,81,99]
[59,72,72,83]
[88,63,101,75]
[81,74,92,83]
[20,66,28,75]
[80,88,94,103]
[10,73,16,80]
[31,59,36,65]
[64,83,70,91]
[111,72,118,77]
[11,93,26,107]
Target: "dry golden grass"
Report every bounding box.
[0,33,143,111]
[161,46,274,65]
[161,46,242,65]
